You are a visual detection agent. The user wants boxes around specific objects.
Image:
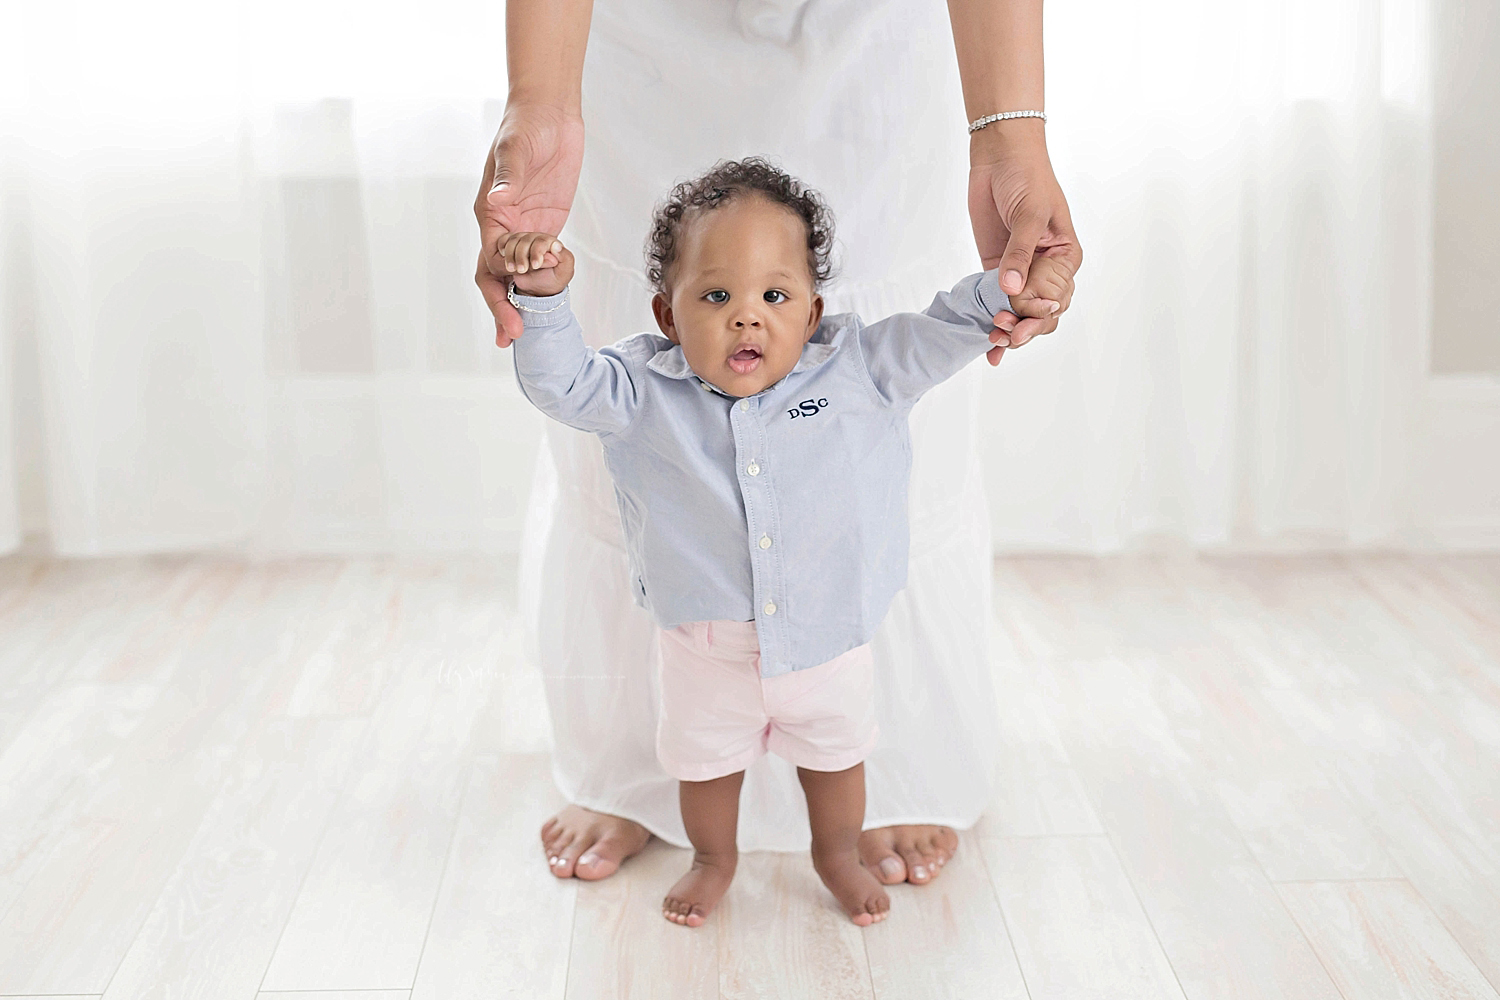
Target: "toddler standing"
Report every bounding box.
[504,158,1011,926]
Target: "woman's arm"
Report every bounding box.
[947,0,1045,126]
[504,0,595,112]
[946,0,1082,362]
[474,0,594,347]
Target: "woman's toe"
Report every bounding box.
[900,848,931,883]
[862,851,903,884]
[551,838,588,878]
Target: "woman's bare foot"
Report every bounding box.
[858,825,959,885]
[662,852,737,927]
[813,847,891,925]
[540,805,652,880]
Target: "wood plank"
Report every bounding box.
[564,838,717,1000]
[1268,682,1500,988]
[258,566,500,992]
[1278,879,1500,1000]
[0,557,163,756]
[717,850,873,1000]
[0,558,349,994]
[1105,558,1402,882]
[973,667,1102,838]
[1212,767,1400,883]
[100,718,368,1000]
[865,830,1028,1000]
[989,631,1343,1000]
[283,558,405,718]
[0,681,162,921]
[1349,556,1500,702]
[411,754,577,1000]
[81,558,248,685]
[981,835,1185,1000]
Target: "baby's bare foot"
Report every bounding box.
[812,848,891,926]
[663,852,737,927]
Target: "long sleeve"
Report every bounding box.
[855,268,1011,406]
[509,288,643,436]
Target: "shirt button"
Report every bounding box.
[739,399,749,412]
[747,462,760,476]
[763,601,777,616]
[759,534,772,549]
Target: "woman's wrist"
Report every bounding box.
[504,92,585,123]
[968,117,1048,166]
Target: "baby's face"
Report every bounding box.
[651,194,825,398]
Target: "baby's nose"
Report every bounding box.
[732,312,763,328]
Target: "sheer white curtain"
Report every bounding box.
[0,0,1433,557]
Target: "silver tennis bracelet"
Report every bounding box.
[968,110,1047,133]
[507,281,570,314]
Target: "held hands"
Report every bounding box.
[501,232,576,298]
[473,103,585,346]
[967,124,1083,366]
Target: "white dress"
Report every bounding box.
[519,0,1004,851]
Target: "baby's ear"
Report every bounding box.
[804,294,825,342]
[651,292,680,343]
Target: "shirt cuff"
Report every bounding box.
[974,268,1013,318]
[512,286,574,329]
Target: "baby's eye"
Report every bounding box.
[705,290,729,304]
[763,290,788,304]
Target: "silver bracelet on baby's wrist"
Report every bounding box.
[968,110,1047,133]
[506,281,569,314]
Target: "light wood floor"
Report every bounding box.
[1,553,1498,999]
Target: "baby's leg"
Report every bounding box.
[663,770,744,927]
[798,762,890,925]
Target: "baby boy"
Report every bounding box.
[503,157,1012,927]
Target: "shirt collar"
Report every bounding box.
[646,340,840,393]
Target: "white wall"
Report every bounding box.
[1431,0,1500,374]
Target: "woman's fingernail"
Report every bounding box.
[1003,269,1023,291]
[994,334,1011,347]
[1041,299,1060,314]
[552,241,562,251]
[998,318,1016,331]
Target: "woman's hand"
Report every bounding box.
[967,123,1082,365]
[474,102,586,347]
[501,233,576,297]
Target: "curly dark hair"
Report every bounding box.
[644,157,836,294]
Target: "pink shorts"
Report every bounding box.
[655,620,879,782]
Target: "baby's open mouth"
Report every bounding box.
[728,346,762,375]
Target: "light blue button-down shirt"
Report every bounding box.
[511,269,1010,677]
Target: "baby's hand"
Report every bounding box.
[501,232,576,297]
[989,254,1072,359]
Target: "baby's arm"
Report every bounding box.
[506,234,641,435]
[856,269,1013,406]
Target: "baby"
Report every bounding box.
[504,158,1011,927]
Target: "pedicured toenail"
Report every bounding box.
[913,866,928,879]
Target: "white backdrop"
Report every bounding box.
[0,0,1452,557]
